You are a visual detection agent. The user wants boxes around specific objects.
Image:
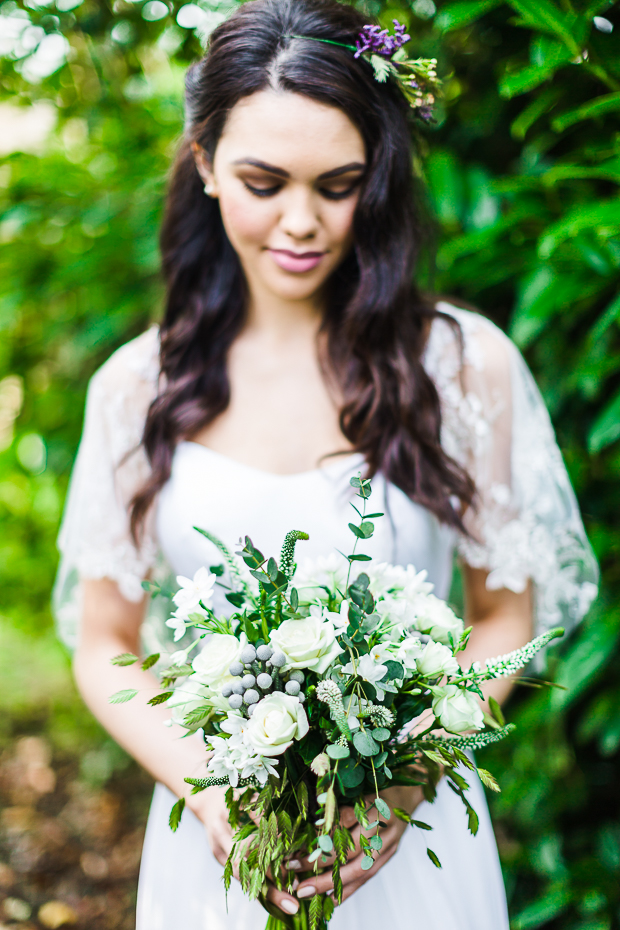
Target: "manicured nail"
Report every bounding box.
[286,859,301,870]
[297,886,316,899]
[292,878,300,892]
[281,899,299,915]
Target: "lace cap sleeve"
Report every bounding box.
[426,304,598,638]
[52,327,161,649]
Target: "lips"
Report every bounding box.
[268,249,326,274]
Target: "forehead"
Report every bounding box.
[216,89,365,176]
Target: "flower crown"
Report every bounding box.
[287,20,439,123]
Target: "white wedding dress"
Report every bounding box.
[53,305,598,930]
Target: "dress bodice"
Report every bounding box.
[156,443,457,613]
[53,304,598,651]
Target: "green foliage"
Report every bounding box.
[1,0,619,925]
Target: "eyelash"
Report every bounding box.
[243,182,359,201]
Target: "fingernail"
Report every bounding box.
[297,886,316,899]
[281,899,299,915]
[286,859,301,870]
[292,878,300,892]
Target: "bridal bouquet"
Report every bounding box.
[111,474,562,930]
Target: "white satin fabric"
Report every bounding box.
[53,305,599,929]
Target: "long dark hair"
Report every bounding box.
[130,0,475,539]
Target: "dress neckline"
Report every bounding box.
[180,441,364,481]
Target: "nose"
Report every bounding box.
[280,185,319,242]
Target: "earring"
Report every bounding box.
[204,183,215,197]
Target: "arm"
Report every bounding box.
[75,578,302,917]
[294,567,533,904]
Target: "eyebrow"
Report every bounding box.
[231,158,366,180]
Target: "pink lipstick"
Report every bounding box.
[268,249,325,273]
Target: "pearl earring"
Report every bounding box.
[204,183,215,197]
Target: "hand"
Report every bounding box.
[189,787,302,918]
[293,784,424,905]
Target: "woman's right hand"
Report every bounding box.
[189,787,302,918]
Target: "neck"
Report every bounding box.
[244,281,324,343]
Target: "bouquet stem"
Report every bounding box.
[264,900,326,930]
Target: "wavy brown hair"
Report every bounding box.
[130,0,475,540]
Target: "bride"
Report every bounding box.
[53,0,598,927]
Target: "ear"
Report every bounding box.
[191,141,218,198]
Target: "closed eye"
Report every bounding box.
[244,181,282,198]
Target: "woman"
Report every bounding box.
[53,0,598,927]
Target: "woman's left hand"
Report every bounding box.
[293,784,424,905]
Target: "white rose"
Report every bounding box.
[431,684,484,733]
[191,633,244,692]
[414,595,464,646]
[416,641,460,678]
[247,693,309,756]
[270,614,344,674]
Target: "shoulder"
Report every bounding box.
[90,326,159,393]
[424,302,515,390]
[85,326,160,457]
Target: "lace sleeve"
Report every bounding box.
[426,304,598,638]
[52,328,161,650]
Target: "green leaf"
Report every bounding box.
[318,835,333,853]
[323,895,335,921]
[327,743,350,759]
[111,652,138,666]
[588,388,620,452]
[427,848,442,868]
[309,893,323,930]
[538,200,620,258]
[108,689,138,704]
[510,85,563,138]
[290,587,299,611]
[552,91,620,131]
[141,652,160,670]
[372,727,391,742]
[147,690,173,706]
[226,592,245,608]
[361,854,375,870]
[411,819,434,831]
[369,834,383,850]
[374,797,391,820]
[347,553,372,562]
[332,861,344,902]
[477,768,501,793]
[392,807,412,824]
[353,730,380,756]
[169,797,185,832]
[267,557,278,582]
[381,660,405,682]
[338,758,365,788]
[489,696,506,727]
[467,804,480,835]
[504,0,584,52]
[434,0,503,32]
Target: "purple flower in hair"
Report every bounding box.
[354,19,410,59]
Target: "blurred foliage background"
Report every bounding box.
[0,0,619,926]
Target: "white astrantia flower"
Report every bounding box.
[416,640,460,678]
[191,632,245,692]
[247,693,309,756]
[413,594,464,646]
[270,613,344,673]
[431,684,484,733]
[294,553,348,604]
[172,566,217,619]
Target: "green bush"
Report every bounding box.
[1,0,618,925]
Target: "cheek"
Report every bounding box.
[324,198,358,250]
[218,189,274,249]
